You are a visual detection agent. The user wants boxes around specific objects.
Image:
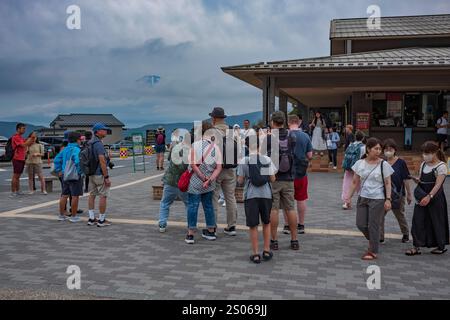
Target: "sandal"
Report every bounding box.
[262,251,273,261]
[405,247,421,256]
[250,254,261,264]
[431,248,448,255]
[361,251,377,260]
[270,240,279,251]
[290,240,300,251]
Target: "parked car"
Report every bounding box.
[109,140,134,151]
[0,136,8,147]
[38,136,65,157]
[0,146,5,159]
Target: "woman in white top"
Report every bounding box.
[406,141,449,256]
[345,138,394,260]
[341,131,366,210]
[310,112,327,155]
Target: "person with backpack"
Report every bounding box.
[380,139,412,244]
[282,115,313,235]
[260,111,299,251]
[85,123,112,227]
[25,132,47,195]
[210,107,239,236]
[341,130,366,210]
[54,132,83,223]
[81,131,93,193]
[406,141,449,256]
[158,132,190,233]
[237,136,277,264]
[345,138,394,261]
[155,127,166,170]
[325,126,340,170]
[9,123,34,197]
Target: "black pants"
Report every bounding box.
[84,175,90,192]
[328,149,338,167]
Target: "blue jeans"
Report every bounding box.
[158,184,188,227]
[187,192,216,230]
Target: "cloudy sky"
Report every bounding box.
[0,0,449,127]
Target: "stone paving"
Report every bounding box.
[0,164,449,300]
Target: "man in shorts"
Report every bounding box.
[289,115,313,234]
[88,123,112,228]
[260,111,299,251]
[54,132,83,223]
[10,123,34,197]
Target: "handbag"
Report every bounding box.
[63,148,80,182]
[178,142,214,192]
[414,185,428,203]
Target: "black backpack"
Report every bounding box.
[4,137,14,161]
[222,127,239,169]
[248,155,270,187]
[79,140,100,176]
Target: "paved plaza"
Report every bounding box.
[0,160,449,300]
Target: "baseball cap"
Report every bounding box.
[92,123,111,133]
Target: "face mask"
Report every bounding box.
[423,154,433,163]
[384,151,395,159]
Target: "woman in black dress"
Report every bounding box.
[406,141,449,256]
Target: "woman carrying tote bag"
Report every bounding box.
[406,141,449,256]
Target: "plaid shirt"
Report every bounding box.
[188,139,219,194]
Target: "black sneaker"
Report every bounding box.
[87,218,98,226]
[202,229,217,241]
[224,226,236,236]
[185,234,195,244]
[282,225,290,235]
[297,224,305,234]
[97,219,111,228]
[402,235,410,243]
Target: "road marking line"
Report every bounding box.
[0,173,164,217]
[0,213,403,239]
[5,177,28,181]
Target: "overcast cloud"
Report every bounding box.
[0,0,449,127]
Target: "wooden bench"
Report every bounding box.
[44,176,60,193]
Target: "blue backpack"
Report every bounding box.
[342,142,363,170]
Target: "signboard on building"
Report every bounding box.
[387,93,403,118]
[356,112,370,136]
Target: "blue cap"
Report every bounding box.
[92,123,111,133]
[63,130,72,142]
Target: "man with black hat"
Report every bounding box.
[210,107,238,236]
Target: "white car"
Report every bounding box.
[0,136,8,147]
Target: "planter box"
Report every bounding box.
[235,186,244,203]
[152,185,164,201]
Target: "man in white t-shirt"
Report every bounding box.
[436,111,449,152]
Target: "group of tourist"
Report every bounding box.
[158,107,449,263]
[8,122,113,227]
[6,108,449,264]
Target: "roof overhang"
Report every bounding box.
[222,68,450,107]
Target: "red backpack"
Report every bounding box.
[156,133,165,145]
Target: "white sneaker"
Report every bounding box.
[342,203,349,210]
[28,191,35,195]
[58,215,68,221]
[333,167,337,170]
[41,191,48,195]
[69,216,81,223]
